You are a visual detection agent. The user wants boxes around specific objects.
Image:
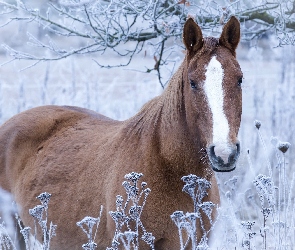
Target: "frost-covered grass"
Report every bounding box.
[77,207,103,250]
[0,121,293,249]
[211,122,293,250]
[171,175,215,250]
[107,172,154,250]
[0,173,216,250]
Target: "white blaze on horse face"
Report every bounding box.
[204,56,231,163]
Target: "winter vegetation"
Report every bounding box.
[0,0,295,249]
[0,129,293,249]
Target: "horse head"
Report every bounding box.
[182,16,242,172]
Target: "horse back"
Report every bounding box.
[0,105,117,191]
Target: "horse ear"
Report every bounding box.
[183,18,203,54]
[219,16,240,56]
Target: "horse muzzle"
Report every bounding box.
[207,142,240,172]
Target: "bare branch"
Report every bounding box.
[0,0,295,86]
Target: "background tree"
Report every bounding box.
[0,0,295,87]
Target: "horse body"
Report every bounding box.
[0,17,242,249]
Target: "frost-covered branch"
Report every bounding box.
[1,0,295,87]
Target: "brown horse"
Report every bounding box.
[0,16,242,249]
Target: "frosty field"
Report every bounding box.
[0,7,295,248]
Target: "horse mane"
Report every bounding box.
[124,62,185,137]
[124,37,219,137]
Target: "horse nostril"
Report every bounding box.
[209,145,216,157]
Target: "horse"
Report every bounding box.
[0,16,242,249]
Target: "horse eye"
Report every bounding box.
[190,79,197,89]
[238,77,243,87]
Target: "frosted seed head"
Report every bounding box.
[121,231,137,242]
[181,174,198,183]
[186,212,199,220]
[20,227,31,240]
[180,221,191,230]
[181,174,199,197]
[29,205,44,221]
[182,183,197,197]
[129,205,142,220]
[242,239,251,247]
[171,211,185,219]
[261,208,272,218]
[141,232,155,246]
[277,141,291,153]
[171,211,185,227]
[124,172,143,183]
[36,192,51,209]
[197,178,211,191]
[199,201,215,216]
[254,120,261,129]
[241,221,255,230]
[109,211,125,222]
[76,216,100,230]
[253,174,274,207]
[82,242,97,250]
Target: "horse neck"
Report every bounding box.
[123,59,211,179]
